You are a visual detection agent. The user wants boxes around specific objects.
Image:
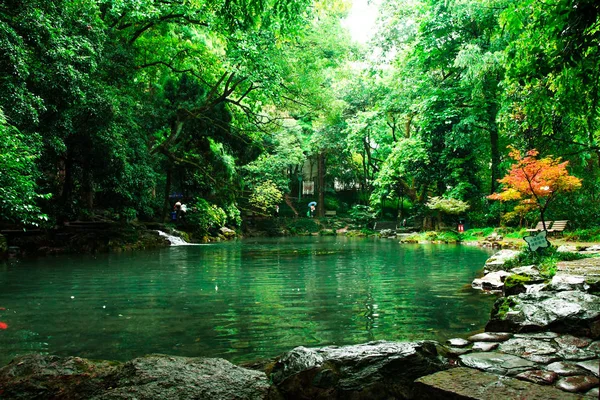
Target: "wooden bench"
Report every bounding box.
[526,221,552,233]
[547,220,568,236]
[324,210,337,217]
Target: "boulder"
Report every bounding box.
[486,291,600,339]
[219,227,236,239]
[484,250,520,272]
[413,367,583,399]
[472,270,512,291]
[0,354,272,400]
[269,340,446,399]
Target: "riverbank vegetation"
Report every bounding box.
[1,0,599,240]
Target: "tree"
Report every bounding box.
[488,147,582,229]
[0,109,49,226]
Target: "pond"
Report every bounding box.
[0,237,497,366]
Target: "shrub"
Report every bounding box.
[348,205,376,226]
[186,198,227,233]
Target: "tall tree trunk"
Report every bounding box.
[317,152,325,217]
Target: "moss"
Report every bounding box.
[495,297,518,319]
[504,274,532,289]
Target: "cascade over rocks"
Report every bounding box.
[269,340,447,399]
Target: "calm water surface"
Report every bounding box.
[0,237,497,366]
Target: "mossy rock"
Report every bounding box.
[503,274,532,296]
[491,296,519,320]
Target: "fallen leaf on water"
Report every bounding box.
[0,307,6,311]
[0,322,8,330]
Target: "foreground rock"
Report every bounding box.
[270,340,446,399]
[413,367,587,399]
[486,290,600,338]
[0,354,272,400]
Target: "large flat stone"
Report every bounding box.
[414,367,586,399]
[459,352,535,376]
[498,337,558,360]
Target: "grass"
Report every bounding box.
[502,246,590,278]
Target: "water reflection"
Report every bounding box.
[0,237,497,366]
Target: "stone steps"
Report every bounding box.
[414,367,591,399]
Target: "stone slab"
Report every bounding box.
[459,352,535,376]
[468,332,513,342]
[414,367,587,400]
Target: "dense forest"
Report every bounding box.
[1,0,599,234]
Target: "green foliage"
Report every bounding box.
[186,198,227,233]
[426,196,470,215]
[249,180,283,213]
[222,203,242,227]
[287,219,320,235]
[0,110,49,226]
[564,228,600,243]
[347,205,376,226]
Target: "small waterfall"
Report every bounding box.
[157,230,195,246]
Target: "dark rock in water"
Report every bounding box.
[270,340,446,399]
[467,332,513,342]
[556,375,600,393]
[414,367,583,399]
[458,352,535,376]
[486,291,600,339]
[446,338,470,348]
[515,369,559,385]
[0,354,272,400]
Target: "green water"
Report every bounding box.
[0,237,497,366]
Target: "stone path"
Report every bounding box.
[439,331,599,397]
[443,253,600,399]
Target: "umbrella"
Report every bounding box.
[308,201,317,207]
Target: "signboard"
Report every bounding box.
[524,230,550,252]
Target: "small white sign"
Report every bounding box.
[524,230,550,252]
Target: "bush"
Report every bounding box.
[348,205,376,226]
[186,198,227,234]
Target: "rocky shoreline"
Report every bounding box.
[1,249,599,399]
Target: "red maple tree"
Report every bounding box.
[488,147,582,229]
